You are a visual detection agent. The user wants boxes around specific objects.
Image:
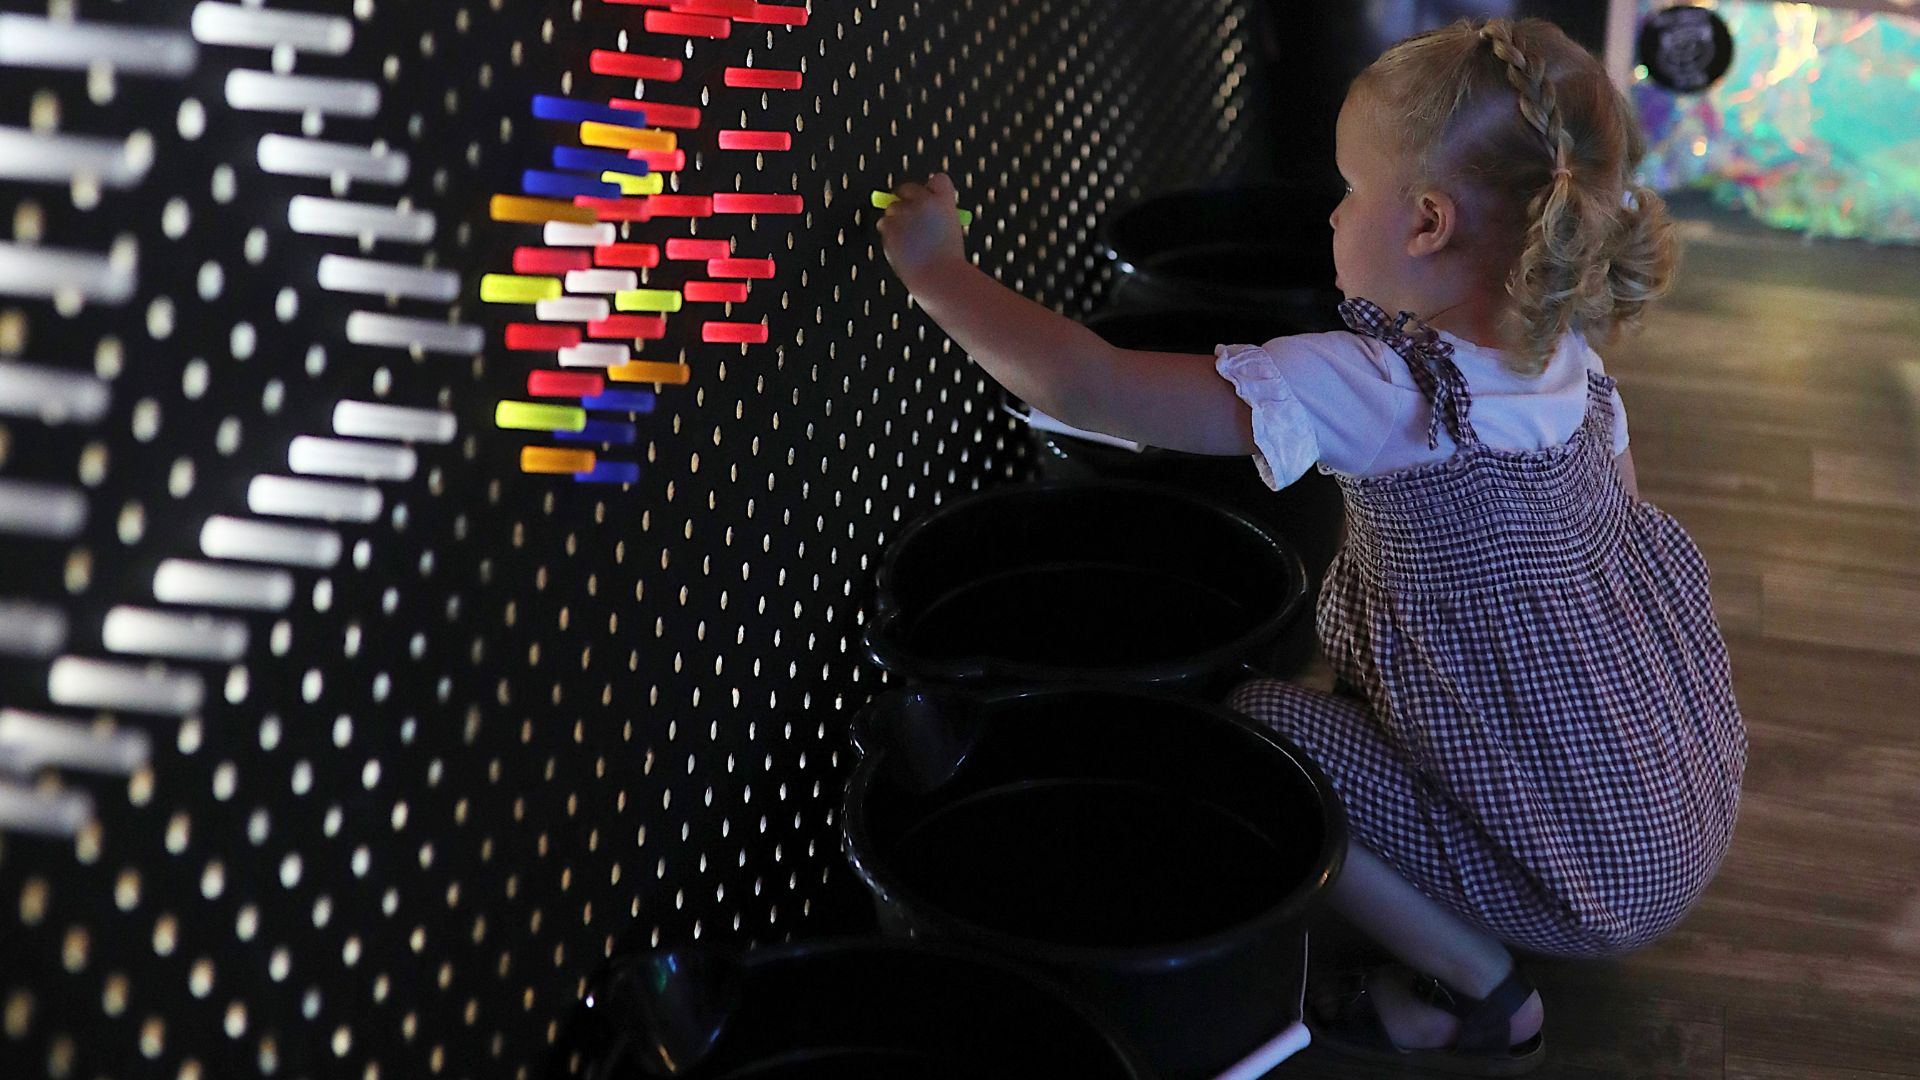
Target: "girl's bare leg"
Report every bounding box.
[1323,840,1545,1047]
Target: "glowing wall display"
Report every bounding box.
[487,17,805,483]
[1634,1,1920,243]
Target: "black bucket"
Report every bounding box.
[1009,306,1348,624]
[1099,181,1345,327]
[842,685,1347,1079]
[865,480,1308,696]
[552,936,1157,1079]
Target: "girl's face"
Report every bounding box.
[1330,90,1419,309]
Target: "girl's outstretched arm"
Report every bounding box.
[903,258,1256,456]
[876,175,1254,457]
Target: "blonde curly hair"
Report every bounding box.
[1354,17,1678,375]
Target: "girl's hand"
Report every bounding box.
[876,173,967,286]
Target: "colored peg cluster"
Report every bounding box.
[484,0,808,482]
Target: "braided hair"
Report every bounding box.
[1353,18,1677,375]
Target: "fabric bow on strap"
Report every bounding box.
[1337,296,1475,450]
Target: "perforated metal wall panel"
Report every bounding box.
[0,1,1266,1076]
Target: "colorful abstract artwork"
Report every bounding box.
[1634,1,1920,244]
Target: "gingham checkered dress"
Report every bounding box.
[1227,298,1747,957]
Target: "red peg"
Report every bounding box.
[610,99,701,128]
[724,67,802,90]
[589,50,683,80]
[707,257,775,279]
[685,281,749,303]
[666,238,731,260]
[671,0,755,14]
[627,148,686,173]
[717,130,792,151]
[703,321,768,344]
[574,195,652,222]
[712,193,802,215]
[514,247,592,274]
[741,3,806,25]
[529,370,606,397]
[645,10,730,37]
[589,314,668,339]
[506,324,583,351]
[647,194,714,217]
[594,243,661,268]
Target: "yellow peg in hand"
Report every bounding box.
[871,190,973,227]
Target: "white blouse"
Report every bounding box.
[1214,328,1631,490]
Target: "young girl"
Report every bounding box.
[876,16,1745,1076]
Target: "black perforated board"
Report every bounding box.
[0,1,1268,1076]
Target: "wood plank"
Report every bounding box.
[1528,993,1725,1078]
[1646,492,1920,579]
[1731,724,1920,819]
[1759,565,1920,656]
[1625,378,1914,453]
[1630,431,1812,503]
[1709,569,1763,636]
[1810,447,1920,512]
[1681,279,1920,336]
[1279,1047,1622,1079]
[1884,890,1920,957]
[1719,632,1920,742]
[1609,317,1920,392]
[1724,999,1920,1079]
[1727,1059,1920,1080]
[1284,1048,1647,1077]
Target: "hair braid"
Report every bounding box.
[1479,20,1598,374]
[1480,22,1573,178]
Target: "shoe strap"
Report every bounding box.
[1413,967,1535,1054]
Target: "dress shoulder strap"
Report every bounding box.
[1337,297,1480,449]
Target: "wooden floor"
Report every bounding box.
[1281,195,1920,1080]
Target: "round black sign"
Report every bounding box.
[1638,5,1735,93]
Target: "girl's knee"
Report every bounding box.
[1223,676,1290,719]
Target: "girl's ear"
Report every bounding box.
[1406,189,1458,258]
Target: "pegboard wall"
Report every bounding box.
[0,0,1268,1076]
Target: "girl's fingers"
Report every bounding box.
[884,177,952,203]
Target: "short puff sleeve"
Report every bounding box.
[1214,342,1319,490]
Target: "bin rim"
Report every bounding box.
[1094,180,1344,311]
[863,478,1310,688]
[737,936,1163,1078]
[840,683,1350,971]
[567,934,1163,1079]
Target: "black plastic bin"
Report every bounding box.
[552,936,1157,1079]
[1099,181,1345,327]
[842,684,1347,1079]
[864,480,1308,697]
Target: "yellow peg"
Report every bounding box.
[615,288,684,313]
[870,190,974,227]
[601,171,665,195]
[480,274,562,304]
[495,401,587,432]
[579,122,676,152]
